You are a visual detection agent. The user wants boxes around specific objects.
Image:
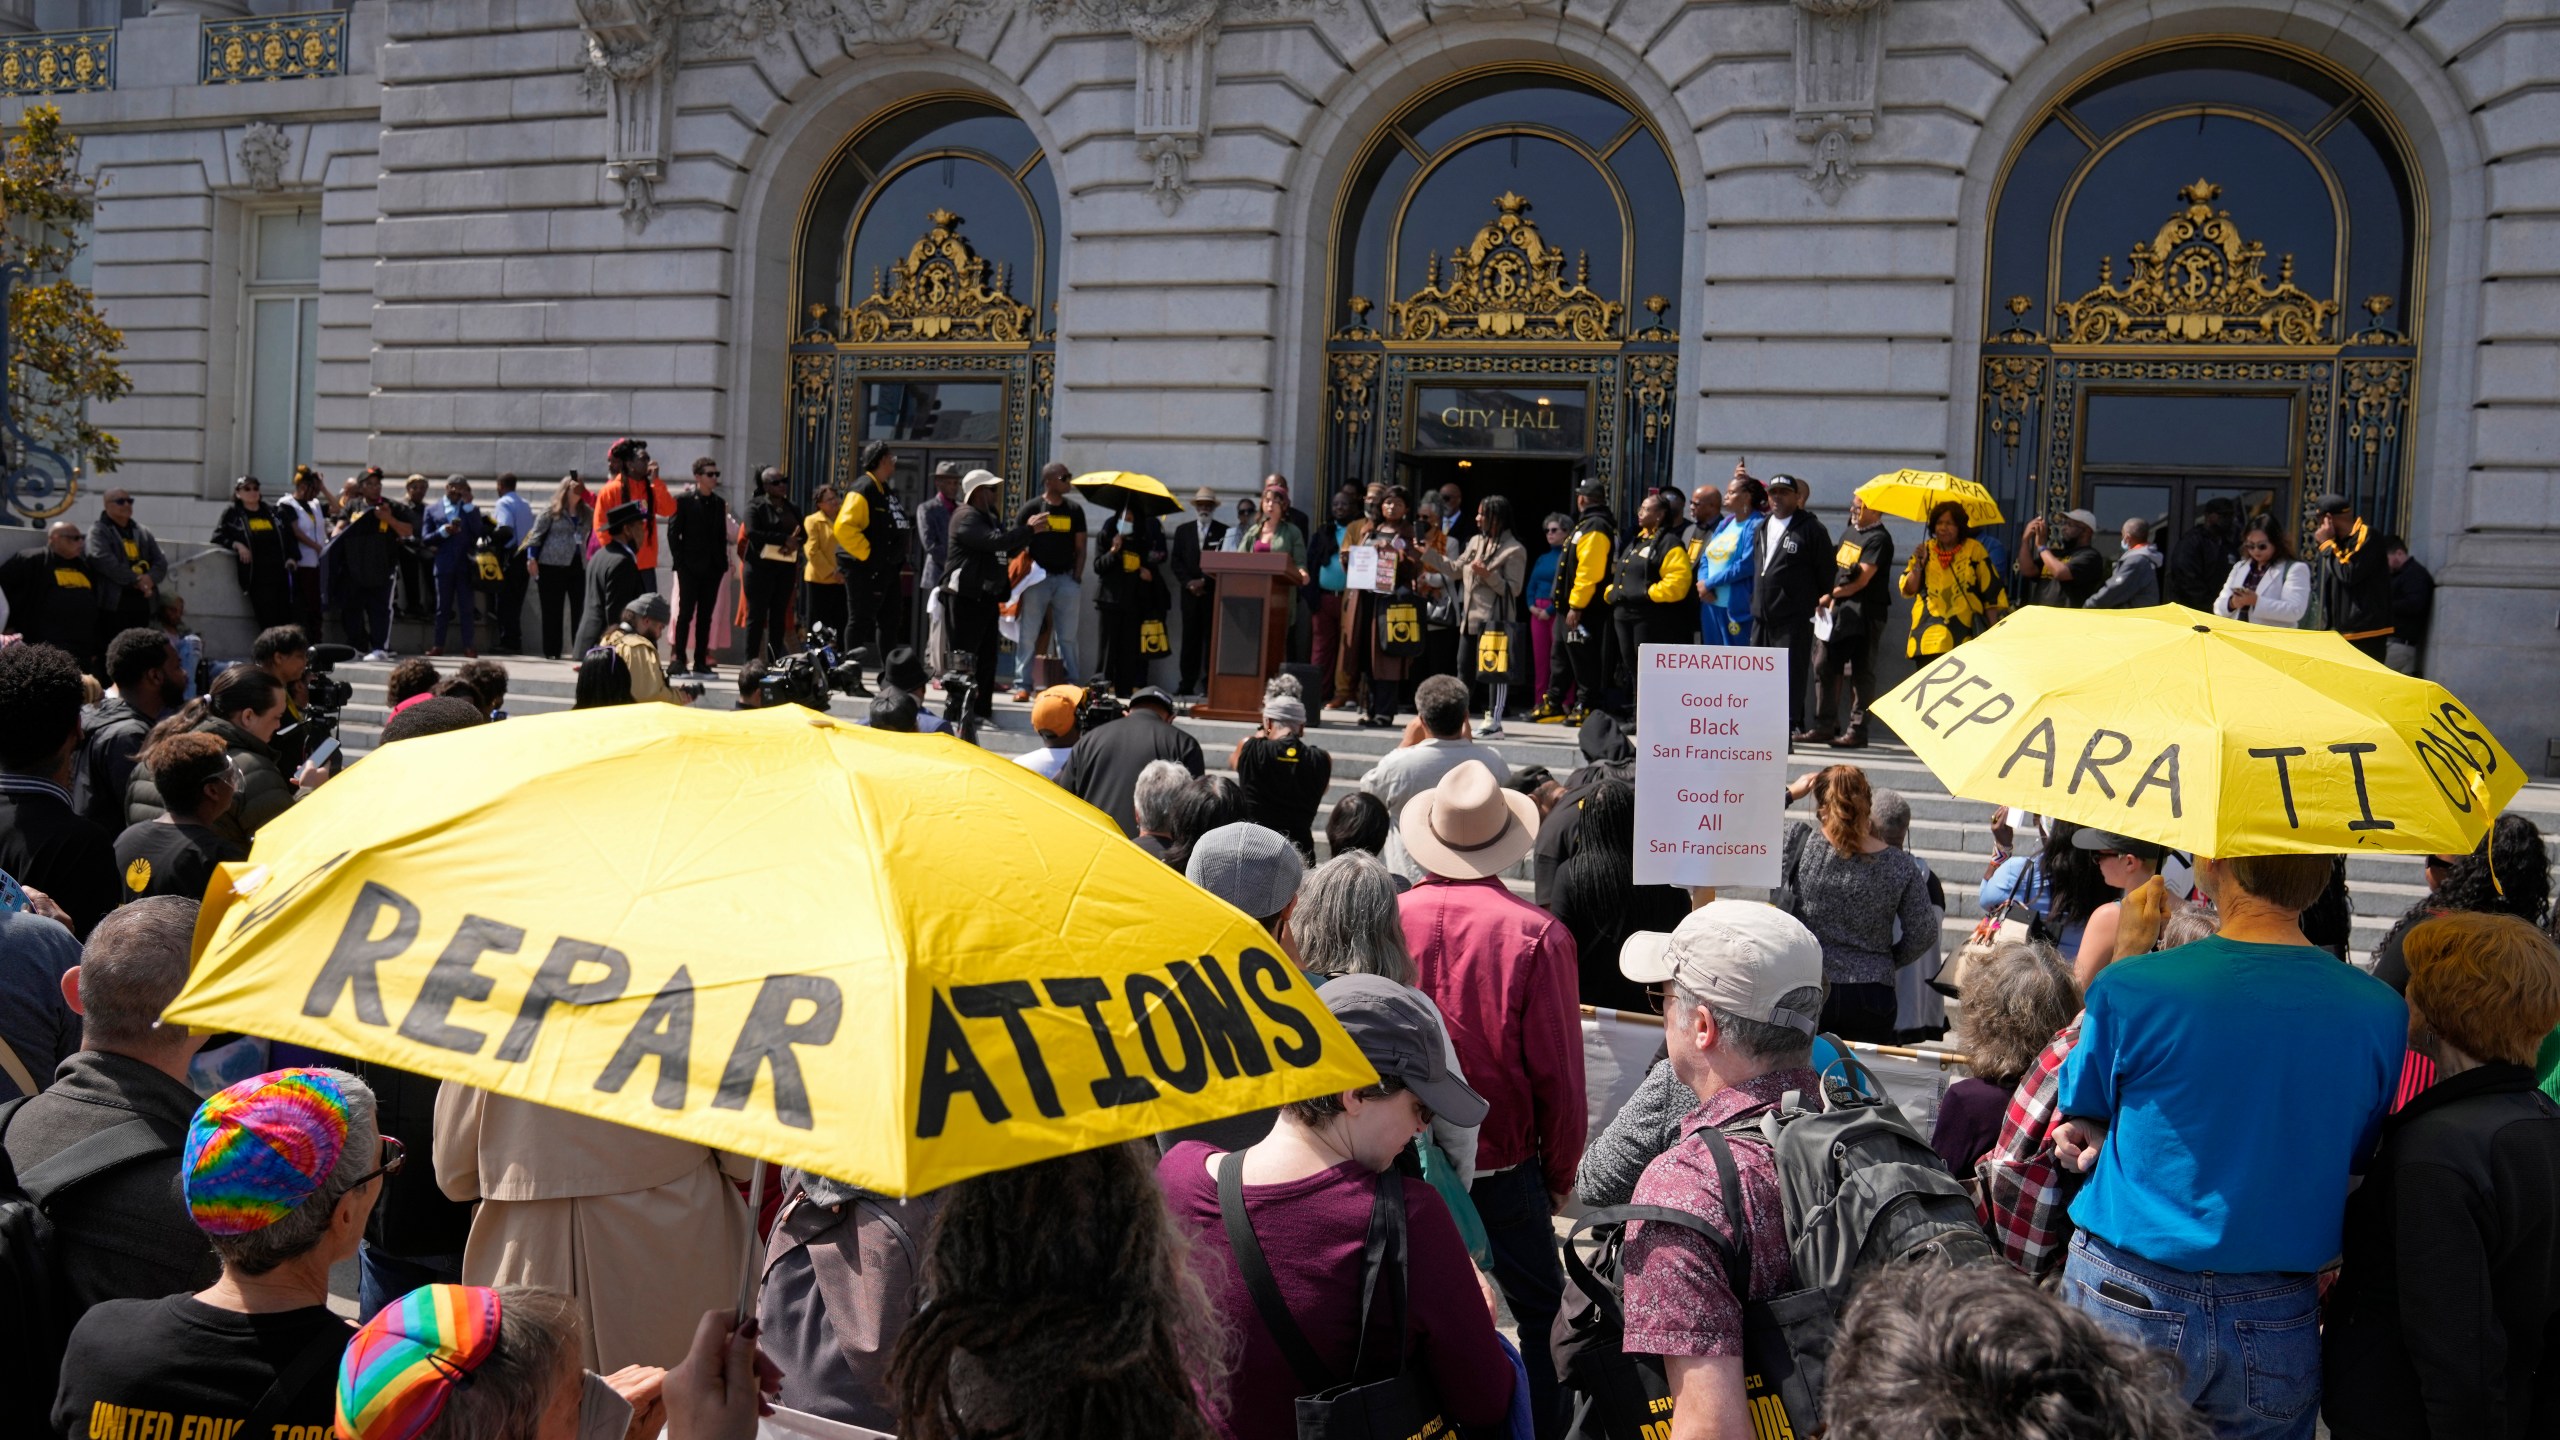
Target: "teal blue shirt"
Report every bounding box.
[2057,935,2404,1273]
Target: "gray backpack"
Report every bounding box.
[1741,1046,1998,1408]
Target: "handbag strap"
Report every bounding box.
[1692,1127,1757,1301]
[1218,1149,1336,1393]
[237,1321,349,1440]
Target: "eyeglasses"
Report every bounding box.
[347,1134,406,1189]
[1644,982,1678,1016]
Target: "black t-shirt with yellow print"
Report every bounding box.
[113,819,244,903]
[53,1295,351,1440]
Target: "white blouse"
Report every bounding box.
[2212,557,2310,626]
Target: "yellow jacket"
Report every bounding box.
[803,511,841,584]
[1567,525,1611,610]
[1646,532,1695,603]
[831,490,871,565]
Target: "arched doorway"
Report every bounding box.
[1321,68,1685,546]
[1974,40,2422,569]
[785,96,1060,519]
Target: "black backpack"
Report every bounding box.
[574,637,635,709]
[0,1095,184,1436]
[1554,1049,1995,1440]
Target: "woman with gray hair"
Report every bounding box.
[1932,939,2077,1179]
[52,1067,385,1438]
[1292,852,1479,1184]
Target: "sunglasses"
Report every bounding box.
[347,1134,406,1190]
[106,497,132,507]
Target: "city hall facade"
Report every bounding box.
[6,0,2554,757]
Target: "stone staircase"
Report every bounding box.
[324,655,2560,965]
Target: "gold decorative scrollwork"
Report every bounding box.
[1635,295,1678,342]
[2341,359,2408,461]
[2053,180,2339,346]
[1981,355,2044,460]
[1627,353,1677,443]
[1332,296,1381,343]
[0,29,111,95]
[201,11,346,84]
[791,353,833,445]
[1391,192,1623,344]
[2346,294,2409,347]
[1329,352,1379,442]
[847,209,1036,345]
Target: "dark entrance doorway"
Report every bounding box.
[1400,456,1580,569]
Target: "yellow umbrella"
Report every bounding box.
[163,704,1374,1195]
[1855,470,2005,527]
[1870,604,2520,857]
[1071,470,1181,518]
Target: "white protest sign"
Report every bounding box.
[1632,644,1791,887]
[1343,544,1381,592]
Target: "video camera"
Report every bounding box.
[1076,689,1126,732]
[273,642,355,768]
[752,624,870,711]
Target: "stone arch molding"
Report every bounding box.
[1943,0,2488,539]
[579,0,1341,231]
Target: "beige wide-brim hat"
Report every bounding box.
[1398,760,1539,881]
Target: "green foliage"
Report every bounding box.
[2,104,129,475]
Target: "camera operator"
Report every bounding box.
[875,646,948,735]
[944,470,1039,726]
[596,592,694,707]
[1060,685,1202,838]
[736,659,770,709]
[250,625,343,769]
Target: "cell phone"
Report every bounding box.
[2096,1280,2153,1309]
[304,735,341,771]
[0,870,27,915]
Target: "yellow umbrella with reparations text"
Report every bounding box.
[1871,604,2520,856]
[161,703,1374,1195]
[1854,470,2005,527]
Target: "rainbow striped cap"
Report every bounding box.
[182,1067,355,1236]
[337,1284,504,1440]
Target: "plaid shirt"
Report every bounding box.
[1975,1015,2083,1280]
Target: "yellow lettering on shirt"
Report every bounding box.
[1047,514,1071,533]
[248,518,273,532]
[1834,539,1863,568]
[54,566,93,590]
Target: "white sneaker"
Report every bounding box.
[364,649,393,661]
[1479,721,1506,738]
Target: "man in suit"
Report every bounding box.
[1749,473,1831,734]
[1169,486,1227,698]
[575,502,651,656]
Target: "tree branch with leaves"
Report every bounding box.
[2,103,128,518]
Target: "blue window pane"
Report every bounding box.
[2057,115,2337,333]
[1336,147,1419,317]
[2083,392,2295,470]
[1396,136,1624,309]
[2065,46,2348,138]
[1403,75,1637,155]
[2321,107,2415,326]
[1610,129,1685,313]
[1987,119,2087,332]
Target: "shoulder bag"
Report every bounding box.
[1218,1150,1449,1440]
[1768,824,1812,920]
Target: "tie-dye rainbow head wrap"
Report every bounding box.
[182,1067,355,1235]
[336,1284,505,1440]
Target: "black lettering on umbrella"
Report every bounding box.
[915,989,1009,1138]
[2435,704,2496,775]
[2328,743,2396,832]
[2249,747,2307,828]
[1168,958,1272,1080]
[715,975,843,1130]
[2412,730,2479,814]
[1126,974,1209,1094]
[496,939,631,1063]
[1042,976,1159,1108]
[2068,730,2133,800]
[302,881,418,1026]
[1239,949,1320,1067]
[2125,745,2183,819]
[951,980,1062,1119]
[1902,655,1966,721]
[1998,718,2059,788]
[397,916,523,1055]
[595,966,695,1111]
[1944,687,2014,739]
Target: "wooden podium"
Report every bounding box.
[1196,551,1296,721]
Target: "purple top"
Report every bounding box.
[1930,1075,2011,1179]
[1157,1142,1514,1440]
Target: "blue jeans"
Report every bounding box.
[1014,571,1081,682]
[1470,1163,1564,1440]
[2062,1230,2321,1440]
[358,1243,465,1321]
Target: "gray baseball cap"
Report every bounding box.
[623,591,671,623]
[1619,900,1826,1035]
[1185,822,1303,920]
[1317,973,1488,1127]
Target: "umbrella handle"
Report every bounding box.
[735,1160,768,1330]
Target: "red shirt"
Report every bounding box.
[1620,1068,1812,1357]
[1157,1143,1514,1440]
[1397,876,1586,1195]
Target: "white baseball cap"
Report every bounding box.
[1620,900,1826,1035]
